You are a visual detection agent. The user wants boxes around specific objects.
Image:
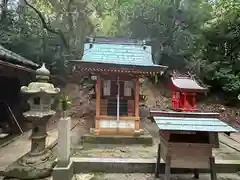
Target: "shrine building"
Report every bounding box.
[170,73,208,112]
[70,37,167,136]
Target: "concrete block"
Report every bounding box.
[57,117,71,164]
[52,160,73,180]
[71,157,240,174]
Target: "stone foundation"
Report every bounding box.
[81,133,153,145]
[3,150,56,180]
[89,128,145,136]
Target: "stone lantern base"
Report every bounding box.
[3,149,56,180]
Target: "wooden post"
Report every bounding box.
[164,155,171,180]
[209,156,217,180]
[183,93,187,110]
[116,76,120,133]
[172,92,176,109]
[192,93,196,111]
[193,169,199,179]
[155,143,161,178]
[95,76,101,134]
[135,77,140,130]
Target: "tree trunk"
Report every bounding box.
[0,0,8,21]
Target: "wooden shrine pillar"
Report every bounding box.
[192,93,196,110]
[172,92,176,109]
[95,76,101,135]
[135,77,140,130]
[183,93,187,110]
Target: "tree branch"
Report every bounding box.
[23,0,69,49]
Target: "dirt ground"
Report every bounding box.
[74,173,240,180]
[72,141,240,160]
[70,121,240,160]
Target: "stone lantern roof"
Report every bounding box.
[21,63,60,94]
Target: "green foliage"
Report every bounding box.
[1,0,240,104]
[59,95,72,111]
[199,0,240,102]
[125,0,212,70]
[0,0,93,78]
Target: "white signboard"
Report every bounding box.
[103,80,111,96]
[124,81,133,96]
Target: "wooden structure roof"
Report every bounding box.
[170,72,208,93]
[0,45,38,68]
[0,45,39,75]
[150,111,238,132]
[70,37,167,75]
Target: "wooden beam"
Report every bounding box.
[95,75,101,134]
[135,78,140,130]
[155,143,161,178]
[96,128,141,136]
[0,59,36,73]
[193,169,199,179]
[164,155,171,180]
[96,116,140,121]
[209,156,217,180]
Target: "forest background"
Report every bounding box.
[1,0,240,104]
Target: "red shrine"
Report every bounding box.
[170,73,208,112]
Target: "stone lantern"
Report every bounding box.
[4,63,60,180]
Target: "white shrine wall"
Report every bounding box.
[99,119,135,129]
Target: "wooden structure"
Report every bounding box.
[170,73,207,112]
[150,111,238,180]
[0,45,38,135]
[70,37,167,136]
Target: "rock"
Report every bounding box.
[73,174,94,180]
[120,149,127,153]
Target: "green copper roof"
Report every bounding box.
[0,45,38,67]
[82,42,159,67]
[153,116,238,132]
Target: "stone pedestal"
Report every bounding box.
[3,150,56,180]
[57,117,71,166]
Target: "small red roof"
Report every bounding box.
[171,76,208,92]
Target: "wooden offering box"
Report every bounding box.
[150,111,238,180]
[160,130,212,169]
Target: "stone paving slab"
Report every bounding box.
[219,133,240,150]
[0,118,80,174]
[1,173,240,180]
[0,129,58,173]
[85,173,240,180]
[230,133,240,143]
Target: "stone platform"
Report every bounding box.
[53,157,240,180]
[81,134,153,145]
